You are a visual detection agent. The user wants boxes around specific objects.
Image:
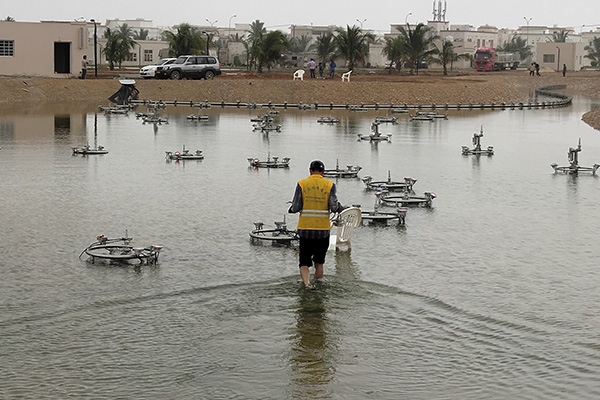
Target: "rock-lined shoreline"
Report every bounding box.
[1,70,599,129]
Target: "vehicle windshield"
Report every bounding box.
[155,59,173,66]
[174,57,188,64]
[475,53,491,60]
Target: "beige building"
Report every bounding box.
[0,20,92,78]
[536,42,587,72]
[0,20,170,76]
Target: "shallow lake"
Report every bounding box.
[1,95,600,399]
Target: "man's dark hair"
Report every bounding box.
[309,160,325,172]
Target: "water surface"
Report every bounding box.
[1,97,599,399]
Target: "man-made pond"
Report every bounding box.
[1,97,599,399]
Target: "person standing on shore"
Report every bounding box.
[329,60,336,79]
[529,63,535,77]
[535,63,541,77]
[308,58,317,78]
[81,55,88,79]
[318,61,325,79]
[289,160,344,289]
[562,64,567,77]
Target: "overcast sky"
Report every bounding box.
[4,0,600,34]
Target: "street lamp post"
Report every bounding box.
[228,15,236,37]
[204,20,217,56]
[202,31,210,55]
[356,18,366,29]
[228,14,236,65]
[523,16,532,62]
[90,19,98,77]
[405,12,412,27]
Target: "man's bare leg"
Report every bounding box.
[314,264,324,281]
[300,266,312,287]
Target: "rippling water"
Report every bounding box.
[1,97,600,399]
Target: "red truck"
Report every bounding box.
[474,47,520,71]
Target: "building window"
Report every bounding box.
[482,39,485,47]
[144,50,153,62]
[490,40,493,47]
[0,40,15,56]
[477,39,480,47]
[127,52,137,62]
[543,54,555,63]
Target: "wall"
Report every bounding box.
[0,21,89,77]
[537,42,586,71]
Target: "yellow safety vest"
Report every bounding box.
[297,175,333,230]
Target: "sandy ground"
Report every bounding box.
[1,69,599,130]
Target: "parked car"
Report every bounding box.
[139,58,177,79]
[155,55,221,80]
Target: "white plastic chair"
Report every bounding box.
[329,207,362,251]
[293,70,305,81]
[341,70,352,82]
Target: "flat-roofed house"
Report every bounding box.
[0,20,92,78]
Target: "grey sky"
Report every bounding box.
[3,0,599,34]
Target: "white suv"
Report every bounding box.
[140,58,177,79]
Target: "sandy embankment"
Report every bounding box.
[1,70,599,129]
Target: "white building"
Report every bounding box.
[103,18,165,41]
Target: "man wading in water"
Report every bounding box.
[289,160,344,289]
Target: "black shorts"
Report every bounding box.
[299,237,330,267]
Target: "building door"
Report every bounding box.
[54,42,71,74]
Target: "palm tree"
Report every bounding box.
[102,28,121,70]
[584,37,600,67]
[396,23,439,74]
[133,28,149,41]
[382,36,405,73]
[549,30,569,43]
[162,23,205,57]
[314,33,337,64]
[242,40,252,70]
[255,30,290,72]
[246,20,267,71]
[229,33,245,42]
[247,20,266,43]
[290,34,312,53]
[449,50,472,71]
[498,35,531,61]
[116,24,137,68]
[429,40,471,75]
[334,25,375,71]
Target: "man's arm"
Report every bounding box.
[329,183,343,213]
[288,184,303,213]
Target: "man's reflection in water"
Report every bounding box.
[289,251,360,397]
[290,287,334,398]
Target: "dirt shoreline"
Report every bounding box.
[2,70,600,130]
